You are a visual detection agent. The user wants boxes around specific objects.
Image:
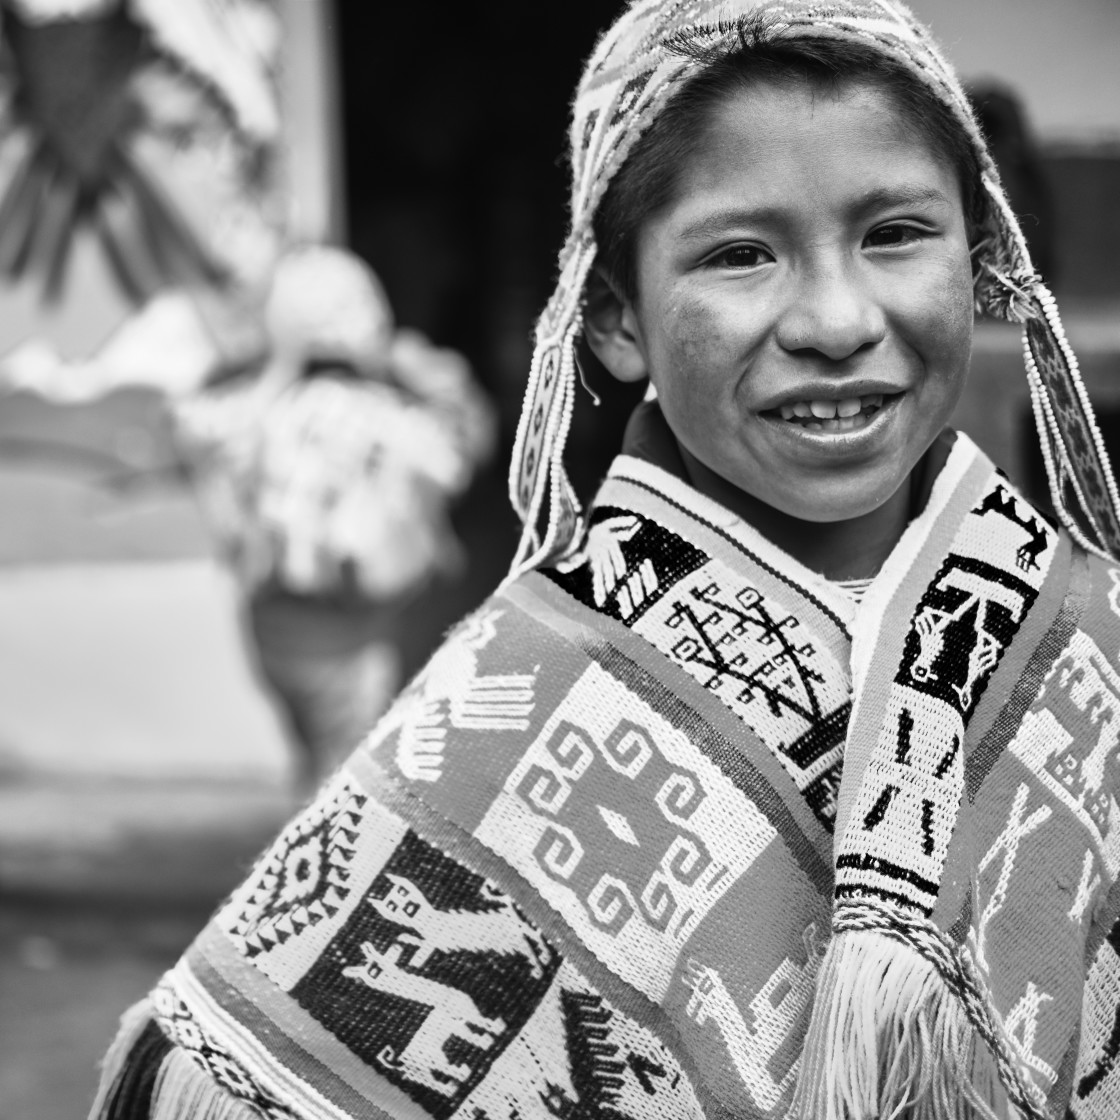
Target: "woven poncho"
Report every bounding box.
[92,418,1120,1120]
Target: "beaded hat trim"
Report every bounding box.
[507,0,1120,573]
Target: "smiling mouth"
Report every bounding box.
[763,393,899,433]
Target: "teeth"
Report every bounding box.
[799,414,862,433]
[777,393,888,421]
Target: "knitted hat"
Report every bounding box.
[508,0,1120,573]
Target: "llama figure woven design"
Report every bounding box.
[91,426,1120,1120]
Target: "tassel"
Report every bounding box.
[149,1048,266,1120]
[87,1000,173,1120]
[791,931,1011,1120]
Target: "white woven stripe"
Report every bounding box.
[1023,339,1108,560]
[163,961,357,1120]
[846,435,986,721]
[836,460,1058,913]
[1039,288,1120,542]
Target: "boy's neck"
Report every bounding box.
[621,400,948,582]
[677,444,912,581]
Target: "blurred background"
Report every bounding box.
[1,1,1118,1115]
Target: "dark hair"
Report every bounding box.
[592,30,985,301]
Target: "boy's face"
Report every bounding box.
[613,78,974,524]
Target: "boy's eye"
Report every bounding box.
[708,244,774,269]
[864,223,926,248]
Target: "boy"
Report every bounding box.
[91,3,1120,1118]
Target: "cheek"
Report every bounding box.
[906,254,975,369]
[652,294,740,390]
[937,278,974,368]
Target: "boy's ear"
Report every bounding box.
[582,268,649,384]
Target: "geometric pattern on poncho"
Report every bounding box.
[288,830,561,1116]
[96,437,1120,1120]
[162,806,706,1120]
[836,477,1056,920]
[222,779,368,959]
[1010,628,1120,877]
[545,503,848,831]
[150,979,297,1120]
[456,643,810,1033]
[370,605,540,787]
[897,553,1037,721]
[453,959,706,1120]
[514,717,719,941]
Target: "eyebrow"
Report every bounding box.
[676,184,954,242]
[849,185,954,217]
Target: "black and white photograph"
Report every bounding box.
[2,2,1120,1118]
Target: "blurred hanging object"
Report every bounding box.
[174,245,497,603]
[0,0,279,304]
[0,0,285,399]
[0,5,145,299]
[173,245,498,782]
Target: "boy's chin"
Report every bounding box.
[759,471,910,526]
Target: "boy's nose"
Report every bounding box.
[775,264,887,361]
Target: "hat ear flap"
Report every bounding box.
[1023,288,1120,559]
[975,174,1120,559]
[507,232,598,577]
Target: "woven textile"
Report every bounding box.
[94,430,1120,1119]
[508,0,1120,576]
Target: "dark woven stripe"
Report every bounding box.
[835,851,939,897]
[834,883,933,917]
[100,1019,173,1120]
[784,702,851,770]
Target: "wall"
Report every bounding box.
[909,0,1120,147]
